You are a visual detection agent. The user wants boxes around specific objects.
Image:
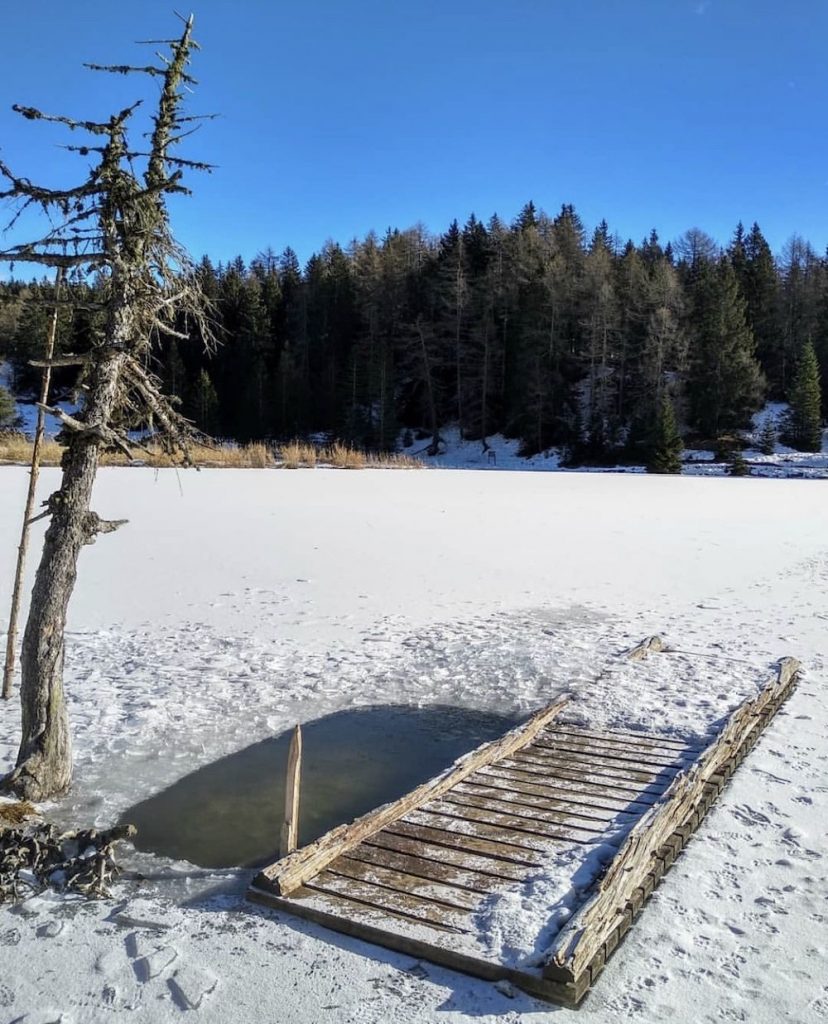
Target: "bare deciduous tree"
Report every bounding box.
[0,15,214,800]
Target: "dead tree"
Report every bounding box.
[0,16,214,800]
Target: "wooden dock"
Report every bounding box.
[249,653,801,1007]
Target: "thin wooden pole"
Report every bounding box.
[280,724,302,858]
[2,267,64,700]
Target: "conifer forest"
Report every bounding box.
[1,205,825,460]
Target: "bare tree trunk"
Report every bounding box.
[5,347,127,800]
[0,16,205,800]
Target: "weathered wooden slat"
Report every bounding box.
[473,766,654,812]
[255,694,569,895]
[384,820,544,868]
[350,841,504,893]
[549,657,801,978]
[546,725,700,754]
[365,829,529,883]
[563,725,698,751]
[328,855,483,910]
[308,870,472,932]
[497,757,665,800]
[455,780,625,824]
[441,789,616,833]
[534,735,690,770]
[477,764,660,809]
[404,807,576,853]
[418,798,603,843]
[514,748,672,786]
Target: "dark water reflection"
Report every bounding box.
[120,704,518,869]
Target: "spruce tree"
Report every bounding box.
[786,341,823,452]
[686,259,765,437]
[647,395,683,474]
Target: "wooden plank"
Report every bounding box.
[383,820,543,869]
[534,735,691,770]
[255,694,569,895]
[566,725,699,751]
[349,841,506,893]
[513,748,672,786]
[455,780,625,824]
[474,766,655,812]
[308,870,472,932]
[328,855,483,910]
[417,798,603,843]
[549,657,801,978]
[279,724,302,857]
[441,790,616,833]
[521,744,681,780]
[404,807,578,853]
[497,757,664,801]
[474,765,655,811]
[546,725,700,754]
[365,830,528,883]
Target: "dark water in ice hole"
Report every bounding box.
[120,704,520,870]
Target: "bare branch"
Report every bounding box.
[84,62,197,85]
[29,354,92,369]
[0,158,102,203]
[0,249,105,269]
[82,513,129,545]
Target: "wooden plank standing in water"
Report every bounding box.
[280,724,302,857]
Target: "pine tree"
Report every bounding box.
[647,396,682,474]
[785,341,822,452]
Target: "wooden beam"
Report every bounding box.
[279,724,302,858]
[255,694,569,895]
[548,657,801,979]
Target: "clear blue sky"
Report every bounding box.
[1,0,826,273]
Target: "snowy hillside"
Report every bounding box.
[0,468,825,1023]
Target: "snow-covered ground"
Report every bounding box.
[0,467,826,1023]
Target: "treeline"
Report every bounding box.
[1,203,826,458]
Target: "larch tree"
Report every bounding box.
[0,16,214,800]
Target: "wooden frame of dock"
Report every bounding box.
[249,652,801,1007]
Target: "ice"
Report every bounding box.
[0,465,826,1023]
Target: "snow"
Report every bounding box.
[1,466,827,1023]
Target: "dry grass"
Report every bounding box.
[275,439,422,470]
[0,434,276,469]
[0,434,422,471]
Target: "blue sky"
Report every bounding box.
[0,1,825,273]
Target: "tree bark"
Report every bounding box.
[3,346,127,800]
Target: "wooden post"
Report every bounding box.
[280,724,302,858]
[2,267,64,700]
